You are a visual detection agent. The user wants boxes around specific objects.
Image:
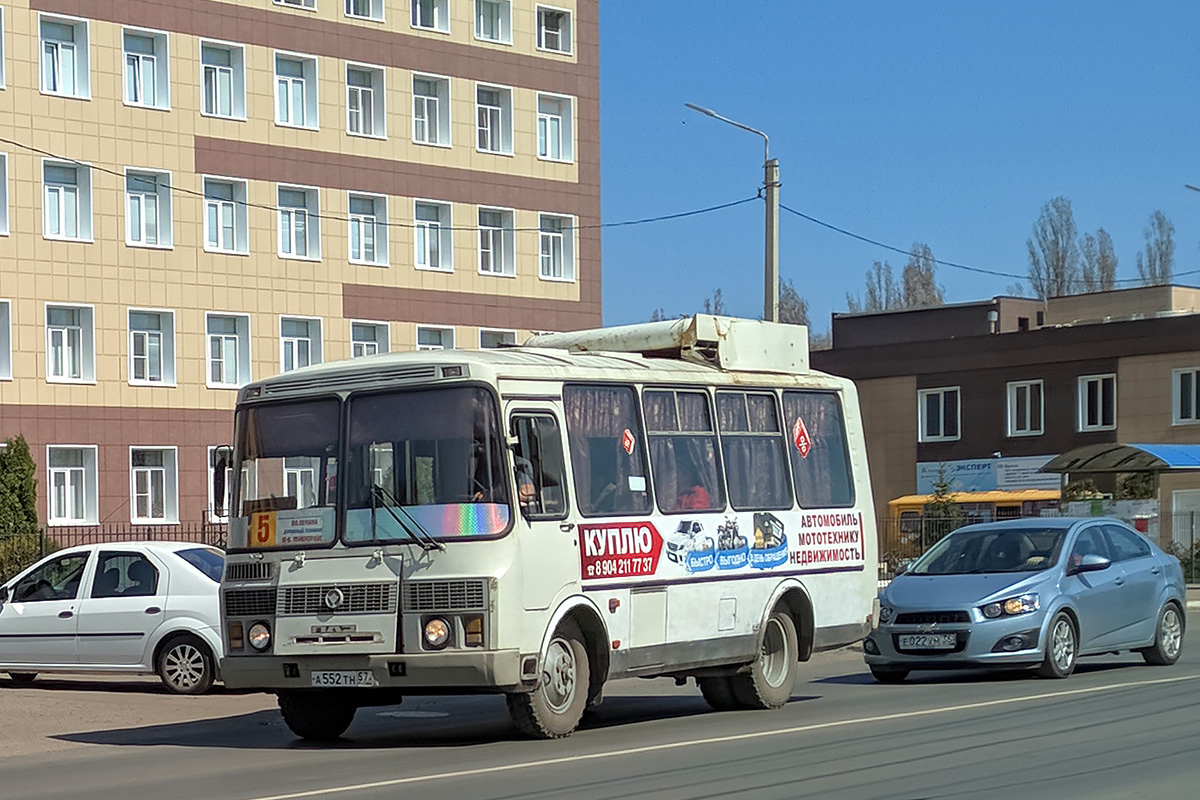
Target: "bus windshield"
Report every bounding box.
[343,386,511,543]
[230,397,341,550]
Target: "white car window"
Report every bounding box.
[12,553,90,602]
[91,552,160,598]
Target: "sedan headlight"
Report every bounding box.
[248,621,272,651]
[981,593,1039,619]
[879,605,896,624]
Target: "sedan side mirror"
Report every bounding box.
[1069,553,1111,576]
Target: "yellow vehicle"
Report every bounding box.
[885,489,1060,553]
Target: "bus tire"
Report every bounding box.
[506,620,590,739]
[730,610,799,710]
[698,676,740,711]
[278,691,357,741]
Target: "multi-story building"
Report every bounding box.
[812,286,1200,536]
[0,0,600,527]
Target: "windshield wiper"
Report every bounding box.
[370,484,445,552]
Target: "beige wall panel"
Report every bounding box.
[854,375,919,531]
[1118,352,1200,444]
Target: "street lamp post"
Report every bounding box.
[686,103,780,322]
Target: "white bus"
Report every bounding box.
[217,315,878,740]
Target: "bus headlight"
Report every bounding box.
[248,622,272,651]
[423,617,451,649]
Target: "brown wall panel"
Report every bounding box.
[341,282,600,331]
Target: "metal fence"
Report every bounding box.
[0,523,227,584]
[877,512,1200,584]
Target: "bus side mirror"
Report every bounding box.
[212,445,233,518]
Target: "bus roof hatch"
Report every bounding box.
[524,315,809,374]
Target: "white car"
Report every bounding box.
[0,542,224,694]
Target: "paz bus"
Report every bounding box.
[215,315,879,740]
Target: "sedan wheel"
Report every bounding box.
[157,635,215,695]
[1142,604,1184,666]
[1037,612,1077,679]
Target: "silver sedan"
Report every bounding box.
[864,517,1185,682]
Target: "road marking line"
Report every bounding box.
[242,673,1199,800]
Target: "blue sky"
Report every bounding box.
[598,1,1200,333]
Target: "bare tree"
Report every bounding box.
[901,243,944,308]
[846,261,901,313]
[1027,197,1081,299]
[702,288,727,316]
[1136,211,1175,286]
[1079,228,1117,292]
[778,278,809,326]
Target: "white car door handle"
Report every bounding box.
[58,610,74,619]
[145,606,162,614]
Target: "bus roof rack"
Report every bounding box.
[524,315,809,374]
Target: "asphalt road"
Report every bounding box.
[2,645,1199,800]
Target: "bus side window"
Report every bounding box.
[511,414,569,520]
[716,390,792,511]
[645,389,726,514]
[781,390,855,508]
[563,384,653,517]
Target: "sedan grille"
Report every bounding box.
[279,583,398,615]
[895,611,971,625]
[224,588,277,617]
[224,561,273,582]
[403,580,487,611]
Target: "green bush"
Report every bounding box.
[0,534,58,585]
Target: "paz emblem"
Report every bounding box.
[323,587,346,610]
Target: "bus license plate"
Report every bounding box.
[898,633,957,650]
[310,670,376,688]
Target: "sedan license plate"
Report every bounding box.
[310,670,376,688]
[898,633,957,650]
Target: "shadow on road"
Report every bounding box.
[815,656,1145,686]
[4,675,255,696]
[51,691,822,750]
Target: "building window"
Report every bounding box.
[412,74,451,146]
[281,316,322,372]
[277,0,317,8]
[918,386,960,442]
[278,185,320,259]
[539,213,575,280]
[203,176,249,253]
[123,28,169,109]
[476,84,513,154]
[43,161,92,241]
[1174,368,1200,425]
[536,6,572,54]
[207,313,251,388]
[128,309,175,385]
[1077,374,1116,432]
[0,152,8,235]
[414,200,452,271]
[417,326,453,351]
[346,64,385,137]
[475,1,511,43]
[47,445,98,525]
[130,447,178,524]
[480,328,517,348]
[351,321,389,357]
[200,41,245,118]
[0,7,6,88]
[349,192,387,266]
[125,170,172,247]
[46,304,94,383]
[1007,380,1043,437]
[0,300,11,380]
[40,16,89,98]
[275,53,318,129]
[412,0,449,32]
[346,0,384,21]
[478,207,515,276]
[537,93,574,162]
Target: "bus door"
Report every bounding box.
[507,407,575,611]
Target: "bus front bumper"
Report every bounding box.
[220,649,525,693]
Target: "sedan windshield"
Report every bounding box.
[909,526,1066,575]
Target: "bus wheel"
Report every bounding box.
[731,610,799,710]
[277,691,357,741]
[698,676,740,711]
[506,621,590,739]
